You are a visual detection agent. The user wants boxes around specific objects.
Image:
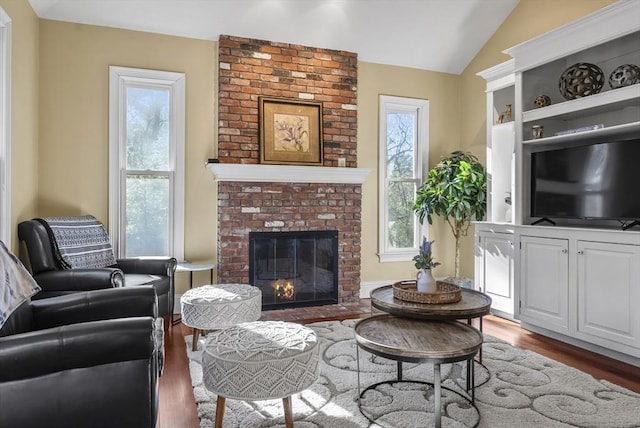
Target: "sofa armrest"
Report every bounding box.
[116,257,177,276]
[31,286,157,329]
[34,268,124,292]
[0,317,155,382]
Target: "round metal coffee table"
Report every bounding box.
[370,283,492,321]
[370,283,492,389]
[354,314,482,428]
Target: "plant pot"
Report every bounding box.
[417,268,438,293]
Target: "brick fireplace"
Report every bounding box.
[209,35,368,305]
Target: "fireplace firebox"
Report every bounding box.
[249,230,338,310]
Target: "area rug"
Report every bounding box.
[186,319,640,427]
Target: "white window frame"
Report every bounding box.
[0,8,11,246]
[108,66,185,260]
[378,95,429,262]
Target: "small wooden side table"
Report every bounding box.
[354,314,483,428]
[370,284,492,321]
[177,262,215,288]
[370,283,491,366]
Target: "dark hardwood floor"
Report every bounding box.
[157,299,640,428]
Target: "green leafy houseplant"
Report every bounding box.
[413,151,487,278]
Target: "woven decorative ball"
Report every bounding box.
[559,62,604,100]
[608,64,640,89]
[534,94,551,108]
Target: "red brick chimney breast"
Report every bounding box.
[216,35,361,303]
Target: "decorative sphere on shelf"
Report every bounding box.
[559,62,604,100]
[608,64,640,89]
[533,94,551,108]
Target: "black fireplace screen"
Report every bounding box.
[249,230,338,310]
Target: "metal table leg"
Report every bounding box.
[434,363,441,428]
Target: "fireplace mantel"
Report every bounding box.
[206,163,371,184]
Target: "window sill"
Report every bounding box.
[378,251,416,263]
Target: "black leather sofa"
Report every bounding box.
[0,286,160,428]
[17,219,177,321]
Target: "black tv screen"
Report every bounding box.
[531,139,640,220]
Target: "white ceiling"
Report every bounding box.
[28,0,519,74]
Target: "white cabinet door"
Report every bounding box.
[479,231,514,317]
[577,241,640,350]
[519,236,570,334]
[489,123,515,223]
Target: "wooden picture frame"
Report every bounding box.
[259,97,323,165]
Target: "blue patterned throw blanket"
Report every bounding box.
[0,240,41,328]
[37,216,117,269]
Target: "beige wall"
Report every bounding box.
[357,62,461,282]
[0,0,39,253]
[10,0,618,289]
[38,20,217,292]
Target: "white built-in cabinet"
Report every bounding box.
[576,241,640,351]
[474,223,514,318]
[476,60,515,225]
[505,2,640,227]
[518,235,569,334]
[515,226,639,360]
[476,2,640,365]
[474,60,516,318]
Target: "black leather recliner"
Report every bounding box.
[17,219,177,321]
[0,286,160,428]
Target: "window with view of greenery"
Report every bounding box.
[378,96,428,262]
[109,67,185,260]
[125,88,170,256]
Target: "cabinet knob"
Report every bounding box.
[578,250,584,255]
[562,249,568,254]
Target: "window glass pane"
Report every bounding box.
[126,87,170,171]
[125,174,169,257]
[386,112,415,179]
[387,180,416,249]
[378,95,427,262]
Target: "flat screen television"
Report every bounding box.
[531,138,640,221]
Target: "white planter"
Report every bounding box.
[417,269,438,293]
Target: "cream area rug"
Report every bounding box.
[186,319,640,427]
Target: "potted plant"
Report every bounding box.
[413,150,487,278]
[412,236,440,293]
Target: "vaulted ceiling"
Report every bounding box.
[28,0,519,74]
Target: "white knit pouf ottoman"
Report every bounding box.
[202,321,320,428]
[180,284,261,351]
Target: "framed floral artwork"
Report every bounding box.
[258,97,323,165]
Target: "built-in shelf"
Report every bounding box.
[206,163,371,184]
[493,121,514,128]
[522,121,640,146]
[522,85,640,123]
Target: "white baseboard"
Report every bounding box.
[359,280,400,299]
[520,321,640,368]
